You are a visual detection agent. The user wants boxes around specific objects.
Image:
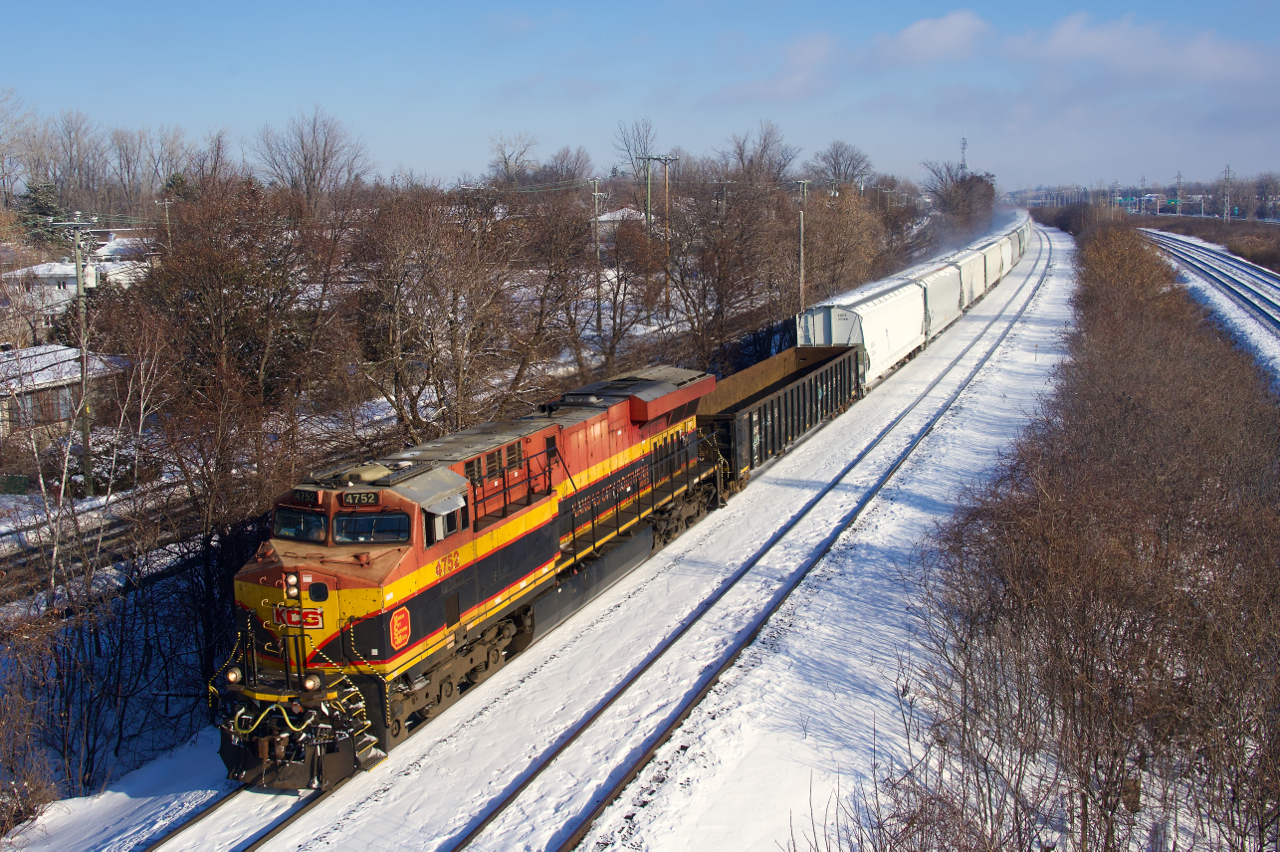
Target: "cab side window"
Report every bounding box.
[425,506,468,545]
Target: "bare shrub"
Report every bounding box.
[835,218,1280,851]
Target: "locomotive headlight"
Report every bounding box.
[302,674,322,691]
[286,586,299,598]
[225,667,242,684]
[286,573,299,586]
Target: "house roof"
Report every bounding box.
[2,262,81,280]
[93,237,150,260]
[0,344,121,396]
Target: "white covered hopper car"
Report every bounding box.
[797,218,1032,390]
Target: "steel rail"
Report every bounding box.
[1146,232,1280,333]
[548,227,1056,852]
[240,779,351,852]
[437,227,1054,852]
[1145,230,1280,296]
[138,785,247,852]
[138,776,355,852]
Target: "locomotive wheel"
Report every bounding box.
[487,647,501,667]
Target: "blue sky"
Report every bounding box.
[5,0,1277,189]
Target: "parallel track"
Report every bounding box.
[0,433,404,605]
[439,227,1056,852]
[1146,230,1280,333]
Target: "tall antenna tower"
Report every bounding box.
[1176,171,1182,216]
[1223,164,1234,223]
[960,137,968,176]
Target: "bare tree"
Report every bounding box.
[107,127,147,213]
[353,182,518,439]
[613,117,657,182]
[487,132,538,186]
[188,129,237,184]
[721,120,798,185]
[253,106,369,213]
[51,111,107,212]
[145,125,192,193]
[532,145,592,185]
[803,140,872,190]
[920,160,994,246]
[0,88,30,208]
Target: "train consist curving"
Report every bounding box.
[212,219,1031,791]
[798,219,1033,377]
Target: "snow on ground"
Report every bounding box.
[13,729,236,851]
[17,225,1060,852]
[23,223,1280,852]
[1146,230,1280,384]
[549,227,1074,852]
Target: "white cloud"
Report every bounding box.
[703,33,839,106]
[1004,13,1267,84]
[867,11,991,65]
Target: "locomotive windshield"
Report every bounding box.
[333,512,411,544]
[273,508,328,543]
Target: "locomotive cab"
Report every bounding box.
[217,481,426,788]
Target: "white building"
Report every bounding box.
[0,344,119,439]
[0,235,151,342]
[92,234,151,287]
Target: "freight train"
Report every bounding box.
[212,219,1031,790]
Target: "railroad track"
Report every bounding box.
[1146,230,1280,333]
[130,228,1052,852]
[432,228,1057,852]
[0,431,405,605]
[137,779,354,852]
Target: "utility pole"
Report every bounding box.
[591,178,605,335]
[642,154,679,315]
[1176,171,1183,216]
[1140,176,1146,216]
[798,180,811,312]
[51,213,97,498]
[155,198,173,247]
[1223,165,1234,223]
[645,160,653,234]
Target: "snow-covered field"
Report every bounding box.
[15,224,1067,852]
